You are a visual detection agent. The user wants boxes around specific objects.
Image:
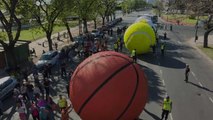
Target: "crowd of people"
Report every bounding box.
[13,79,72,120]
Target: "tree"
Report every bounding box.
[73,0,98,33]
[133,0,147,11]
[0,0,23,67]
[183,0,213,47]
[97,0,117,25]
[153,0,164,17]
[26,0,66,51]
[58,0,76,42]
[121,0,134,16]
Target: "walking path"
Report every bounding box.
[29,22,96,63]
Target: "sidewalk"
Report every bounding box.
[29,21,99,63]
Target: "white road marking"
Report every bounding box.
[191,71,196,77]
[160,70,162,75]
[162,79,165,86]
[209,97,213,103]
[198,82,203,87]
[181,57,185,60]
[177,41,181,45]
[170,113,174,120]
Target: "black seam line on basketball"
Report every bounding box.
[77,62,134,115]
[73,54,132,80]
[116,64,139,120]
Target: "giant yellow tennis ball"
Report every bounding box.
[124,22,156,54]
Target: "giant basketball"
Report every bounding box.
[124,22,156,54]
[70,51,148,120]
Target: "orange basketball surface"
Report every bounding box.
[70,51,148,120]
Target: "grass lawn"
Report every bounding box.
[19,25,67,41]
[198,45,213,60]
[20,21,78,41]
[161,14,208,26]
[0,21,78,41]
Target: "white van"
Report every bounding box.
[0,76,18,100]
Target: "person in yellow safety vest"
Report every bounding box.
[161,96,172,120]
[117,39,120,51]
[161,43,165,56]
[131,49,137,63]
[114,42,118,52]
[57,95,67,111]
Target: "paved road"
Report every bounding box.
[139,14,213,120]
[117,10,213,120]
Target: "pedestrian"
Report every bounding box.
[114,42,118,52]
[66,84,70,97]
[164,32,167,40]
[32,48,36,57]
[117,27,120,35]
[26,82,34,103]
[47,63,52,77]
[61,62,66,77]
[47,96,57,112]
[37,96,47,108]
[16,101,27,120]
[42,65,48,79]
[33,84,40,102]
[151,44,156,55]
[20,84,29,101]
[170,24,173,31]
[57,32,60,41]
[131,49,137,63]
[61,104,72,120]
[43,78,50,100]
[120,41,123,52]
[110,28,113,36]
[30,102,39,120]
[55,42,58,50]
[185,64,190,82]
[57,95,67,112]
[39,107,49,120]
[161,96,172,120]
[161,43,165,56]
[22,69,28,82]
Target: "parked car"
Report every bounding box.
[0,76,18,100]
[36,51,59,70]
[91,29,104,38]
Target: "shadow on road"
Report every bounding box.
[144,109,161,120]
[140,53,186,69]
[188,81,213,93]
[140,65,166,103]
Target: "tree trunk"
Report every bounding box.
[94,19,97,29]
[79,19,82,35]
[46,33,53,51]
[64,21,73,42]
[83,19,88,33]
[113,13,116,20]
[110,15,113,21]
[106,16,109,22]
[204,27,213,48]
[102,17,105,25]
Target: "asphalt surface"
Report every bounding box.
[116,10,213,120]
[1,10,213,120]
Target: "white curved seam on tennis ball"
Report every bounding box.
[126,31,152,46]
